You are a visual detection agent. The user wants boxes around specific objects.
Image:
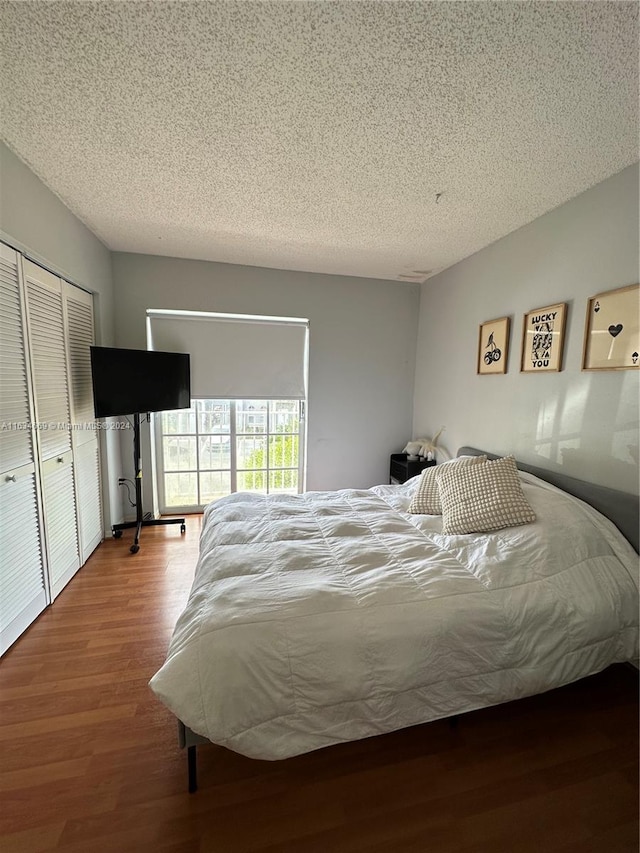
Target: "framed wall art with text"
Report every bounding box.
[521,302,567,373]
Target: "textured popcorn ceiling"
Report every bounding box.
[1,1,637,283]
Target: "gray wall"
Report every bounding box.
[112,252,420,503]
[0,142,114,337]
[413,163,639,494]
[0,141,122,526]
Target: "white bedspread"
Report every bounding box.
[149,472,639,760]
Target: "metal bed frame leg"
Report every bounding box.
[187,745,198,793]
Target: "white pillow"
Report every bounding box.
[408,455,486,515]
[438,454,536,534]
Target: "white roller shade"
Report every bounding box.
[147,311,308,400]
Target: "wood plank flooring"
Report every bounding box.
[1,518,638,853]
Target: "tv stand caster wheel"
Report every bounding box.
[180,524,186,534]
[130,544,140,554]
[113,530,123,539]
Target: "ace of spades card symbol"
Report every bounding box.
[594,301,600,313]
[608,324,623,338]
[633,352,639,365]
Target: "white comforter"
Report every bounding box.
[149,472,638,760]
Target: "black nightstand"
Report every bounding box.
[390,454,436,484]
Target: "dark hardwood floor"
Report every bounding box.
[1,517,638,852]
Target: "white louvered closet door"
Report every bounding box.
[64,282,102,561]
[0,244,48,655]
[23,260,80,600]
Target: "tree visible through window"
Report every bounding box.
[157,399,303,511]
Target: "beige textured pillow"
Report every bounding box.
[438,455,536,534]
[408,455,487,515]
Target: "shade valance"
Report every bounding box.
[146,310,308,400]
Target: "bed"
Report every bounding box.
[149,447,639,791]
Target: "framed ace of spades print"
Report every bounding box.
[582,284,639,371]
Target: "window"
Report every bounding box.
[146,309,308,513]
[156,399,304,512]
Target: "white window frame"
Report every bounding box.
[154,398,306,514]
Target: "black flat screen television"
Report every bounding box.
[90,346,191,418]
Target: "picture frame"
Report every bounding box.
[582,284,639,371]
[477,316,510,375]
[520,302,567,373]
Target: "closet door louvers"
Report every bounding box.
[41,451,80,597]
[74,441,102,561]
[0,244,48,655]
[23,260,80,600]
[0,247,36,472]
[25,270,72,458]
[66,291,95,431]
[65,282,103,561]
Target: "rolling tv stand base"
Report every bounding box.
[111,412,186,554]
[112,516,186,554]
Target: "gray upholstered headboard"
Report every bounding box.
[457,447,639,553]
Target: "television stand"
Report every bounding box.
[111,413,186,554]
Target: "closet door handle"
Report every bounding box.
[57,457,64,463]
[5,474,17,482]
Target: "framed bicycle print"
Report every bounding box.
[582,284,639,371]
[477,316,510,375]
[520,302,567,373]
